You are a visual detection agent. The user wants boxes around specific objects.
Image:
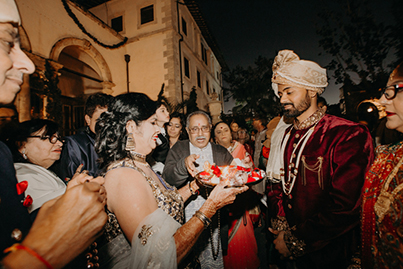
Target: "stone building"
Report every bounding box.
[14,0,226,135]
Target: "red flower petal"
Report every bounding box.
[211,165,222,177]
[247,176,256,183]
[236,166,251,172]
[16,181,28,195]
[22,195,33,207]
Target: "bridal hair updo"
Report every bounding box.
[95,92,157,170]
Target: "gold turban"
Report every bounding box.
[271,50,328,97]
[0,0,21,25]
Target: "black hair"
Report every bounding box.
[166,112,188,140]
[211,121,231,142]
[317,96,328,107]
[393,61,403,78]
[254,115,268,127]
[85,92,113,117]
[156,100,170,113]
[5,119,59,163]
[95,92,157,170]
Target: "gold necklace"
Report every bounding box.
[374,153,403,222]
[129,150,147,164]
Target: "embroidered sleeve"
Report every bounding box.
[271,217,306,258]
[283,228,306,258]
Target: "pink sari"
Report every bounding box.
[223,141,260,269]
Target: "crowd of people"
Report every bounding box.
[1,0,403,268]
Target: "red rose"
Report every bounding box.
[211,165,222,177]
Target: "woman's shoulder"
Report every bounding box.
[105,161,145,181]
[105,160,154,190]
[14,162,52,176]
[104,161,156,207]
[375,141,403,157]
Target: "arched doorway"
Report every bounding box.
[49,38,114,136]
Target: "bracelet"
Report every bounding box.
[193,210,212,228]
[4,243,53,269]
[188,181,199,196]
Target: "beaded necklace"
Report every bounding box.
[280,125,316,195]
[279,109,324,196]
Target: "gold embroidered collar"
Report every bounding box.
[294,108,325,130]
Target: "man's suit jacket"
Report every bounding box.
[0,142,32,258]
[57,128,100,180]
[163,140,233,187]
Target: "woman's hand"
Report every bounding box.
[67,164,101,189]
[201,181,248,218]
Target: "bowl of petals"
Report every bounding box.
[195,161,266,188]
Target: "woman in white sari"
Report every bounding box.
[95,92,247,268]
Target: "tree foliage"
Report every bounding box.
[223,56,280,119]
[43,60,62,124]
[316,0,394,86]
[390,0,403,66]
[157,86,199,116]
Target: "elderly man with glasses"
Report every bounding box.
[163,110,242,269]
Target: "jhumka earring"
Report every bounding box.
[125,133,136,151]
[22,149,27,160]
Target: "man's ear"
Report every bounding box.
[307,90,317,98]
[84,114,91,126]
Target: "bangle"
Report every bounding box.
[4,243,53,269]
[193,210,212,228]
[188,181,199,196]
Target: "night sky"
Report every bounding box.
[196,0,393,110]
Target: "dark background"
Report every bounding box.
[196,0,393,110]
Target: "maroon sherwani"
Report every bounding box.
[272,110,374,268]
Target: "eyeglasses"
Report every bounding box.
[168,122,181,129]
[188,126,210,134]
[28,134,64,144]
[381,83,403,100]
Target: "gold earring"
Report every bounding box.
[125,133,136,151]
